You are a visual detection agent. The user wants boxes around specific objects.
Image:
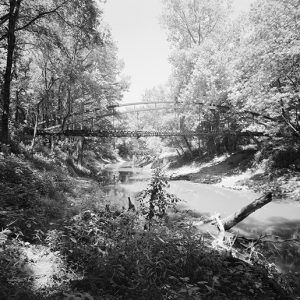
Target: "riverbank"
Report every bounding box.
[0,150,299,298]
[166,149,300,202]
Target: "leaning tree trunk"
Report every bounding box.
[222,192,272,231]
[197,193,273,244]
[1,0,21,145]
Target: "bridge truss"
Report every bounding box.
[33,100,270,138]
[33,128,266,138]
[39,101,225,132]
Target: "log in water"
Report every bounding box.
[222,192,273,231]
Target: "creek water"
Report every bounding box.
[102,162,300,273]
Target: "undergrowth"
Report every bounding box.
[0,152,297,299]
[0,152,72,240]
[47,209,294,299]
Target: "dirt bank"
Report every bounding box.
[167,150,300,201]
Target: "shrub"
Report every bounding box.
[136,167,180,227]
[272,146,300,169]
[0,154,70,241]
[52,209,293,299]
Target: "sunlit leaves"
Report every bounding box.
[0,0,127,133]
[230,0,300,135]
[136,167,180,222]
[162,0,234,113]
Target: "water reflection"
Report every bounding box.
[99,166,151,210]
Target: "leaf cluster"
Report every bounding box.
[136,167,180,221]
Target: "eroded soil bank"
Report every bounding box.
[166,149,300,202]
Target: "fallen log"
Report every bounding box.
[221,192,272,231]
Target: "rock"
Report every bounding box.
[295,159,300,171]
[170,174,191,181]
[197,175,222,184]
[82,210,92,221]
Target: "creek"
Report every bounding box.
[101,161,300,273]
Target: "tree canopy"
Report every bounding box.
[131,0,300,156]
[0,0,127,145]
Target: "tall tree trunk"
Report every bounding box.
[1,0,21,144]
[30,112,39,152]
[78,137,85,165]
[182,135,193,157]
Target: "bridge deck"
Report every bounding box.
[33,129,265,138]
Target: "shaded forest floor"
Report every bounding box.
[0,150,299,299]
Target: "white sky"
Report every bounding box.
[103,0,254,103]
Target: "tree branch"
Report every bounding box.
[176,8,197,45]
[15,4,66,32]
[0,0,69,42]
[0,13,9,27]
[281,111,300,136]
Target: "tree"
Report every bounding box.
[0,0,73,144]
[0,0,109,145]
[1,0,21,144]
[230,0,300,137]
[161,0,236,155]
[161,0,231,49]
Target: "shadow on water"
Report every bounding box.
[236,218,300,273]
[238,217,300,239]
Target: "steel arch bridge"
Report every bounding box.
[33,101,270,138]
[38,101,227,131]
[31,128,266,139]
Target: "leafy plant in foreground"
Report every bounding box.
[136,167,180,228]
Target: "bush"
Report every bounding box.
[136,167,180,226]
[257,142,300,170]
[0,154,40,208]
[0,230,41,300]
[49,207,294,300]
[0,153,70,241]
[272,146,300,169]
[0,154,69,208]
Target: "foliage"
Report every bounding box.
[0,234,41,300]
[0,0,128,147]
[47,207,294,299]
[1,0,300,298]
[0,152,71,241]
[130,0,300,158]
[0,152,296,299]
[229,0,300,137]
[132,0,241,157]
[136,167,180,223]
